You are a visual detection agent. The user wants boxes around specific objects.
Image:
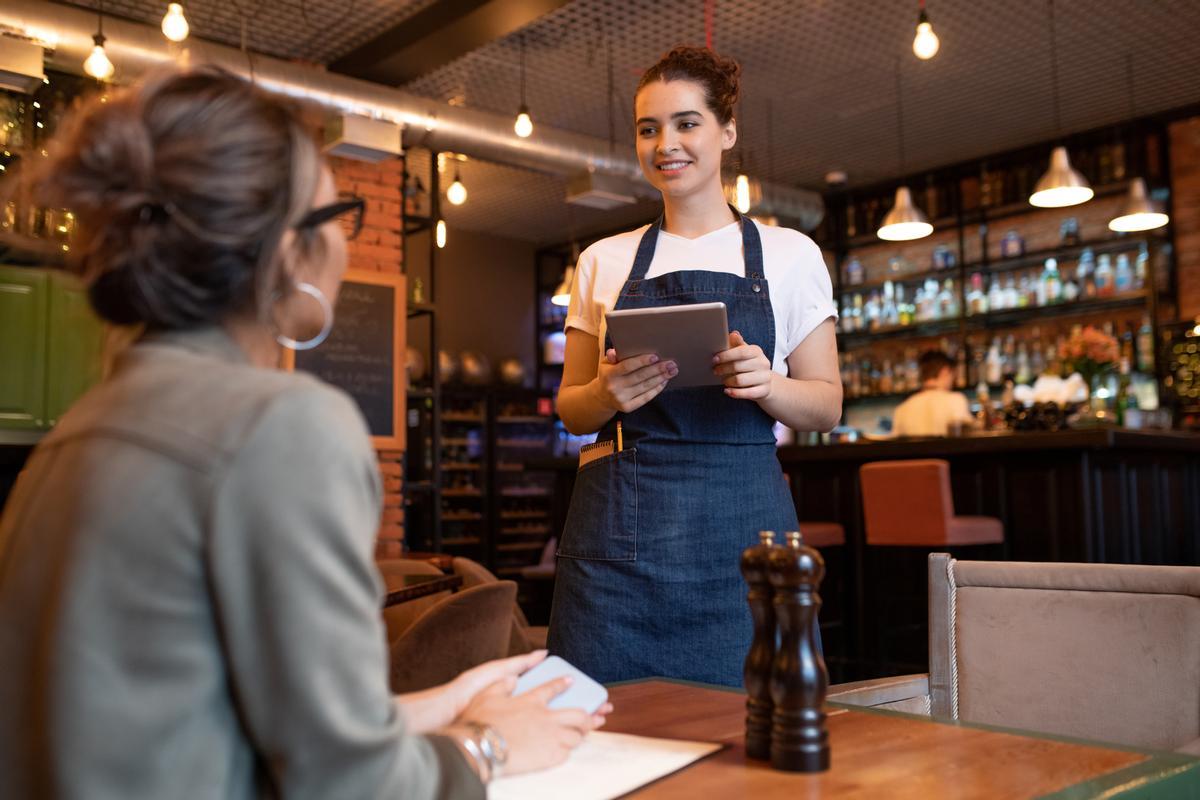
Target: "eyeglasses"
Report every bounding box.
[296,195,365,240]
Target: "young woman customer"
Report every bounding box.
[549,46,842,687]
[0,68,607,799]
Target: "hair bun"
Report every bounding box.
[638,45,742,125]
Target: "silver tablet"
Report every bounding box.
[605,302,729,388]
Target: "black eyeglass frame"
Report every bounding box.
[296,196,365,240]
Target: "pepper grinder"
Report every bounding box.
[739,530,777,760]
[767,531,830,772]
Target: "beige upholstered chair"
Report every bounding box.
[389,581,517,693]
[829,554,1200,754]
[452,557,547,654]
[376,558,450,644]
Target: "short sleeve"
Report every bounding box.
[784,235,839,355]
[564,245,600,337]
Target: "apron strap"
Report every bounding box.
[625,206,764,286]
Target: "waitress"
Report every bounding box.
[548,45,842,686]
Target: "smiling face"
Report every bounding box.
[634,79,736,201]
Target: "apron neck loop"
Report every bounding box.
[628,208,765,283]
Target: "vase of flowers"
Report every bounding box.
[1063,326,1119,426]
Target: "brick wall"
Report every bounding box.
[1170,116,1200,321]
[328,155,406,557]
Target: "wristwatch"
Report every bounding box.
[458,722,508,783]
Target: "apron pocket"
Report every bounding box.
[558,448,638,561]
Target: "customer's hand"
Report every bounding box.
[713,331,774,400]
[591,349,676,414]
[444,650,550,719]
[455,676,612,776]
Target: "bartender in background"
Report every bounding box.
[891,350,976,437]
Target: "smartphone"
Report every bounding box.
[512,655,609,714]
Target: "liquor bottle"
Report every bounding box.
[741,531,778,760]
[1095,254,1115,297]
[988,276,1005,311]
[845,257,864,286]
[1003,275,1019,310]
[768,532,830,773]
[1016,340,1032,385]
[1041,258,1062,305]
[1114,253,1134,293]
[1137,315,1155,374]
[845,203,857,239]
[1078,249,1096,299]
[852,294,864,331]
[879,360,895,395]
[881,281,899,327]
[939,279,959,319]
[865,292,881,331]
[1134,244,1149,290]
[986,337,1004,385]
[955,347,968,389]
[1062,266,1079,303]
[966,274,987,316]
[897,283,913,327]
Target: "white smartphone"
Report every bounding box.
[512,655,609,714]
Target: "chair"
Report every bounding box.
[452,557,547,654]
[376,558,450,644]
[858,459,1003,673]
[858,460,1003,547]
[799,521,845,548]
[389,581,517,693]
[829,554,1200,754]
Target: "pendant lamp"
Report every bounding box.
[878,59,931,241]
[1109,178,1168,232]
[1108,56,1168,232]
[1029,0,1092,208]
[551,265,575,306]
[878,187,933,241]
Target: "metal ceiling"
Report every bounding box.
[52,0,1200,244]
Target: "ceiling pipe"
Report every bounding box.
[0,0,824,229]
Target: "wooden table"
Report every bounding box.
[381,573,461,608]
[605,681,1200,798]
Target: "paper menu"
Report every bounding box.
[487,731,722,800]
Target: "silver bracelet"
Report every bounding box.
[463,721,508,780]
[457,733,491,784]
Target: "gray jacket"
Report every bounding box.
[0,327,482,799]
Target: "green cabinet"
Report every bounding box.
[0,266,103,432]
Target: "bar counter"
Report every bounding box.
[779,429,1200,566]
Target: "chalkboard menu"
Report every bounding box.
[292,271,405,449]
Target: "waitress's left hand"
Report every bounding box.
[713,331,775,400]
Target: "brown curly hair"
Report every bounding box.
[636,45,742,125]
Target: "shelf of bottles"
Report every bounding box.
[1162,321,1200,431]
[827,123,1173,413]
[1,71,101,264]
[437,391,488,555]
[490,391,556,579]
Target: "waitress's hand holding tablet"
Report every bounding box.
[605,302,730,389]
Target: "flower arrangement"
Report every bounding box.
[1063,326,1119,388]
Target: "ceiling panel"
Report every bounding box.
[54,0,1200,243]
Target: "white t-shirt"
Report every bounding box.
[565,220,837,375]
[891,389,974,437]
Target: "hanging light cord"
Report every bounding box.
[1125,53,1136,119]
[766,99,775,183]
[894,57,907,174]
[519,35,527,108]
[1048,0,1062,138]
[606,34,615,158]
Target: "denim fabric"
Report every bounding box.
[549,215,800,686]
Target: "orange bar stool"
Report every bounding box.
[799,521,846,548]
[858,459,1004,675]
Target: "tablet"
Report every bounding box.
[605,302,728,388]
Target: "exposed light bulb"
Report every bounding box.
[435,219,447,249]
[446,173,467,206]
[514,105,533,138]
[735,173,752,214]
[913,19,940,60]
[84,34,114,81]
[161,3,189,42]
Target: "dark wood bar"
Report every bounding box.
[779,430,1200,567]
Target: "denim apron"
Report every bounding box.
[547,214,799,687]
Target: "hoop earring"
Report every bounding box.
[275,282,333,351]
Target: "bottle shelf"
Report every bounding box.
[496,415,553,424]
[441,487,483,498]
[500,510,551,520]
[442,413,485,423]
[840,291,1150,347]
